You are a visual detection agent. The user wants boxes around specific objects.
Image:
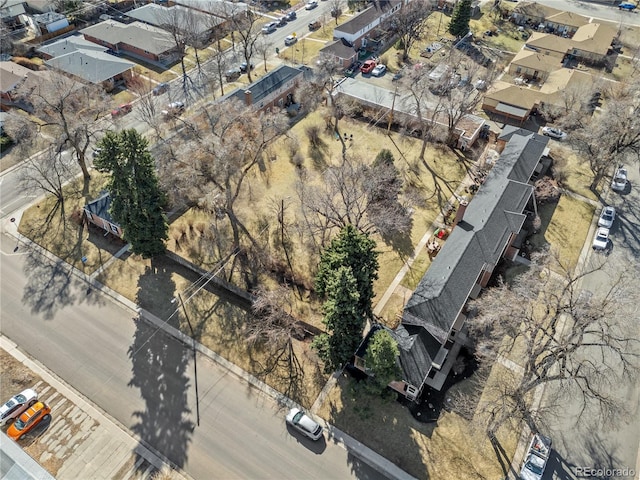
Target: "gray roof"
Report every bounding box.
[391,324,441,388]
[174,0,248,17]
[226,65,309,106]
[334,0,400,35]
[45,49,134,83]
[38,35,108,58]
[80,20,176,55]
[403,132,548,335]
[126,4,222,33]
[319,40,358,60]
[85,193,117,225]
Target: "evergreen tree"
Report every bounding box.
[448,0,472,38]
[94,129,168,258]
[315,224,379,322]
[365,329,401,395]
[312,266,361,372]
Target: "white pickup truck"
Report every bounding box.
[520,433,552,480]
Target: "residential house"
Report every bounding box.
[377,130,550,400]
[84,193,123,238]
[0,61,51,108]
[173,0,248,34]
[318,39,358,69]
[125,3,223,45]
[481,81,540,122]
[44,49,135,85]
[332,0,403,50]
[543,10,589,36]
[0,0,27,31]
[0,64,24,103]
[80,20,180,64]
[508,49,561,82]
[525,23,616,65]
[38,35,108,60]
[26,11,69,36]
[224,65,312,113]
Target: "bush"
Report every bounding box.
[13,57,42,71]
[0,134,14,153]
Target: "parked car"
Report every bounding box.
[371,64,387,76]
[360,59,377,74]
[1,389,38,427]
[7,401,51,440]
[162,101,185,117]
[225,66,242,81]
[152,82,169,96]
[239,62,254,73]
[592,227,610,251]
[308,20,321,30]
[284,35,297,46]
[611,166,627,191]
[619,2,637,10]
[276,16,288,27]
[261,22,277,34]
[598,206,616,228]
[392,70,404,81]
[305,0,318,9]
[541,126,567,141]
[285,11,297,21]
[111,103,132,118]
[285,407,323,440]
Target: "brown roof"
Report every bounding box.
[513,2,561,19]
[510,49,562,72]
[571,23,616,55]
[484,82,540,110]
[545,11,589,28]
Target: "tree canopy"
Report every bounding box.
[365,329,401,395]
[448,0,472,38]
[95,129,168,258]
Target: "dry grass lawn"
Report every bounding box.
[318,375,517,480]
[550,145,598,201]
[469,6,528,53]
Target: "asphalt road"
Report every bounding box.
[509,0,640,27]
[541,163,640,480]
[0,232,388,480]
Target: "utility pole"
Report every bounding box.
[174,293,200,427]
[387,84,398,134]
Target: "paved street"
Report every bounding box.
[541,163,640,480]
[513,0,640,27]
[0,227,394,479]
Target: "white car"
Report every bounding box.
[592,227,610,251]
[611,166,627,192]
[541,127,567,141]
[597,206,615,228]
[0,389,38,426]
[371,64,387,77]
[286,407,323,440]
[284,35,297,46]
[305,0,318,9]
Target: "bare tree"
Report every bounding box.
[567,80,640,191]
[224,6,261,82]
[454,251,639,440]
[328,0,344,25]
[157,7,194,95]
[20,74,108,181]
[390,0,432,61]
[254,35,274,73]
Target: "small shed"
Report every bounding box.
[84,193,123,238]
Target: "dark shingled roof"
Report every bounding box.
[227,65,310,106]
[334,0,400,35]
[319,40,357,60]
[85,193,117,225]
[403,132,548,335]
[390,324,441,388]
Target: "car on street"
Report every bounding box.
[239,62,254,73]
[598,206,616,228]
[111,103,132,118]
[392,70,404,81]
[162,101,185,117]
[262,22,277,34]
[285,11,297,21]
[7,401,51,440]
[371,64,387,76]
[611,166,627,191]
[308,20,321,30]
[541,126,567,140]
[152,82,169,95]
[1,389,38,426]
[286,407,323,440]
[592,227,610,251]
[276,16,288,27]
[305,0,318,9]
[284,35,297,46]
[619,2,637,10]
[360,59,377,74]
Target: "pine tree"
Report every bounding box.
[365,329,401,395]
[448,0,472,38]
[312,266,361,372]
[315,224,379,322]
[94,129,168,258]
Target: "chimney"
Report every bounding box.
[244,89,252,106]
[452,200,468,229]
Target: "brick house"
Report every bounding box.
[318,39,358,69]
